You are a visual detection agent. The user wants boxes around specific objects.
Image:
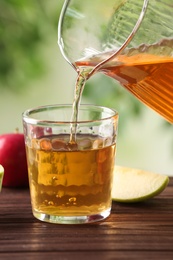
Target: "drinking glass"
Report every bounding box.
[58,0,173,123]
[23,104,118,224]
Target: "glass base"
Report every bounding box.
[32,208,111,224]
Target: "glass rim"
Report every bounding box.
[22,104,118,125]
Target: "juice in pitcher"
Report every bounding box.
[75,42,173,123]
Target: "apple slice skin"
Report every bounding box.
[112,177,169,203]
[112,166,169,203]
[0,165,4,191]
[0,133,28,188]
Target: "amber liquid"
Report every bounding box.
[26,134,116,217]
[76,54,173,123]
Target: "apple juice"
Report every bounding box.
[26,134,116,217]
[75,42,173,123]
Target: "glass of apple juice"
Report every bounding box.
[22,104,118,224]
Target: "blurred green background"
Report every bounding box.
[0,0,172,175]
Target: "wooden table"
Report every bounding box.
[0,178,173,260]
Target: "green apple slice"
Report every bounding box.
[0,164,4,191]
[112,165,169,203]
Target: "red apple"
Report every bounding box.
[0,131,28,188]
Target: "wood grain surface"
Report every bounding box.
[0,178,173,260]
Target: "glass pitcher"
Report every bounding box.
[58,0,173,123]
